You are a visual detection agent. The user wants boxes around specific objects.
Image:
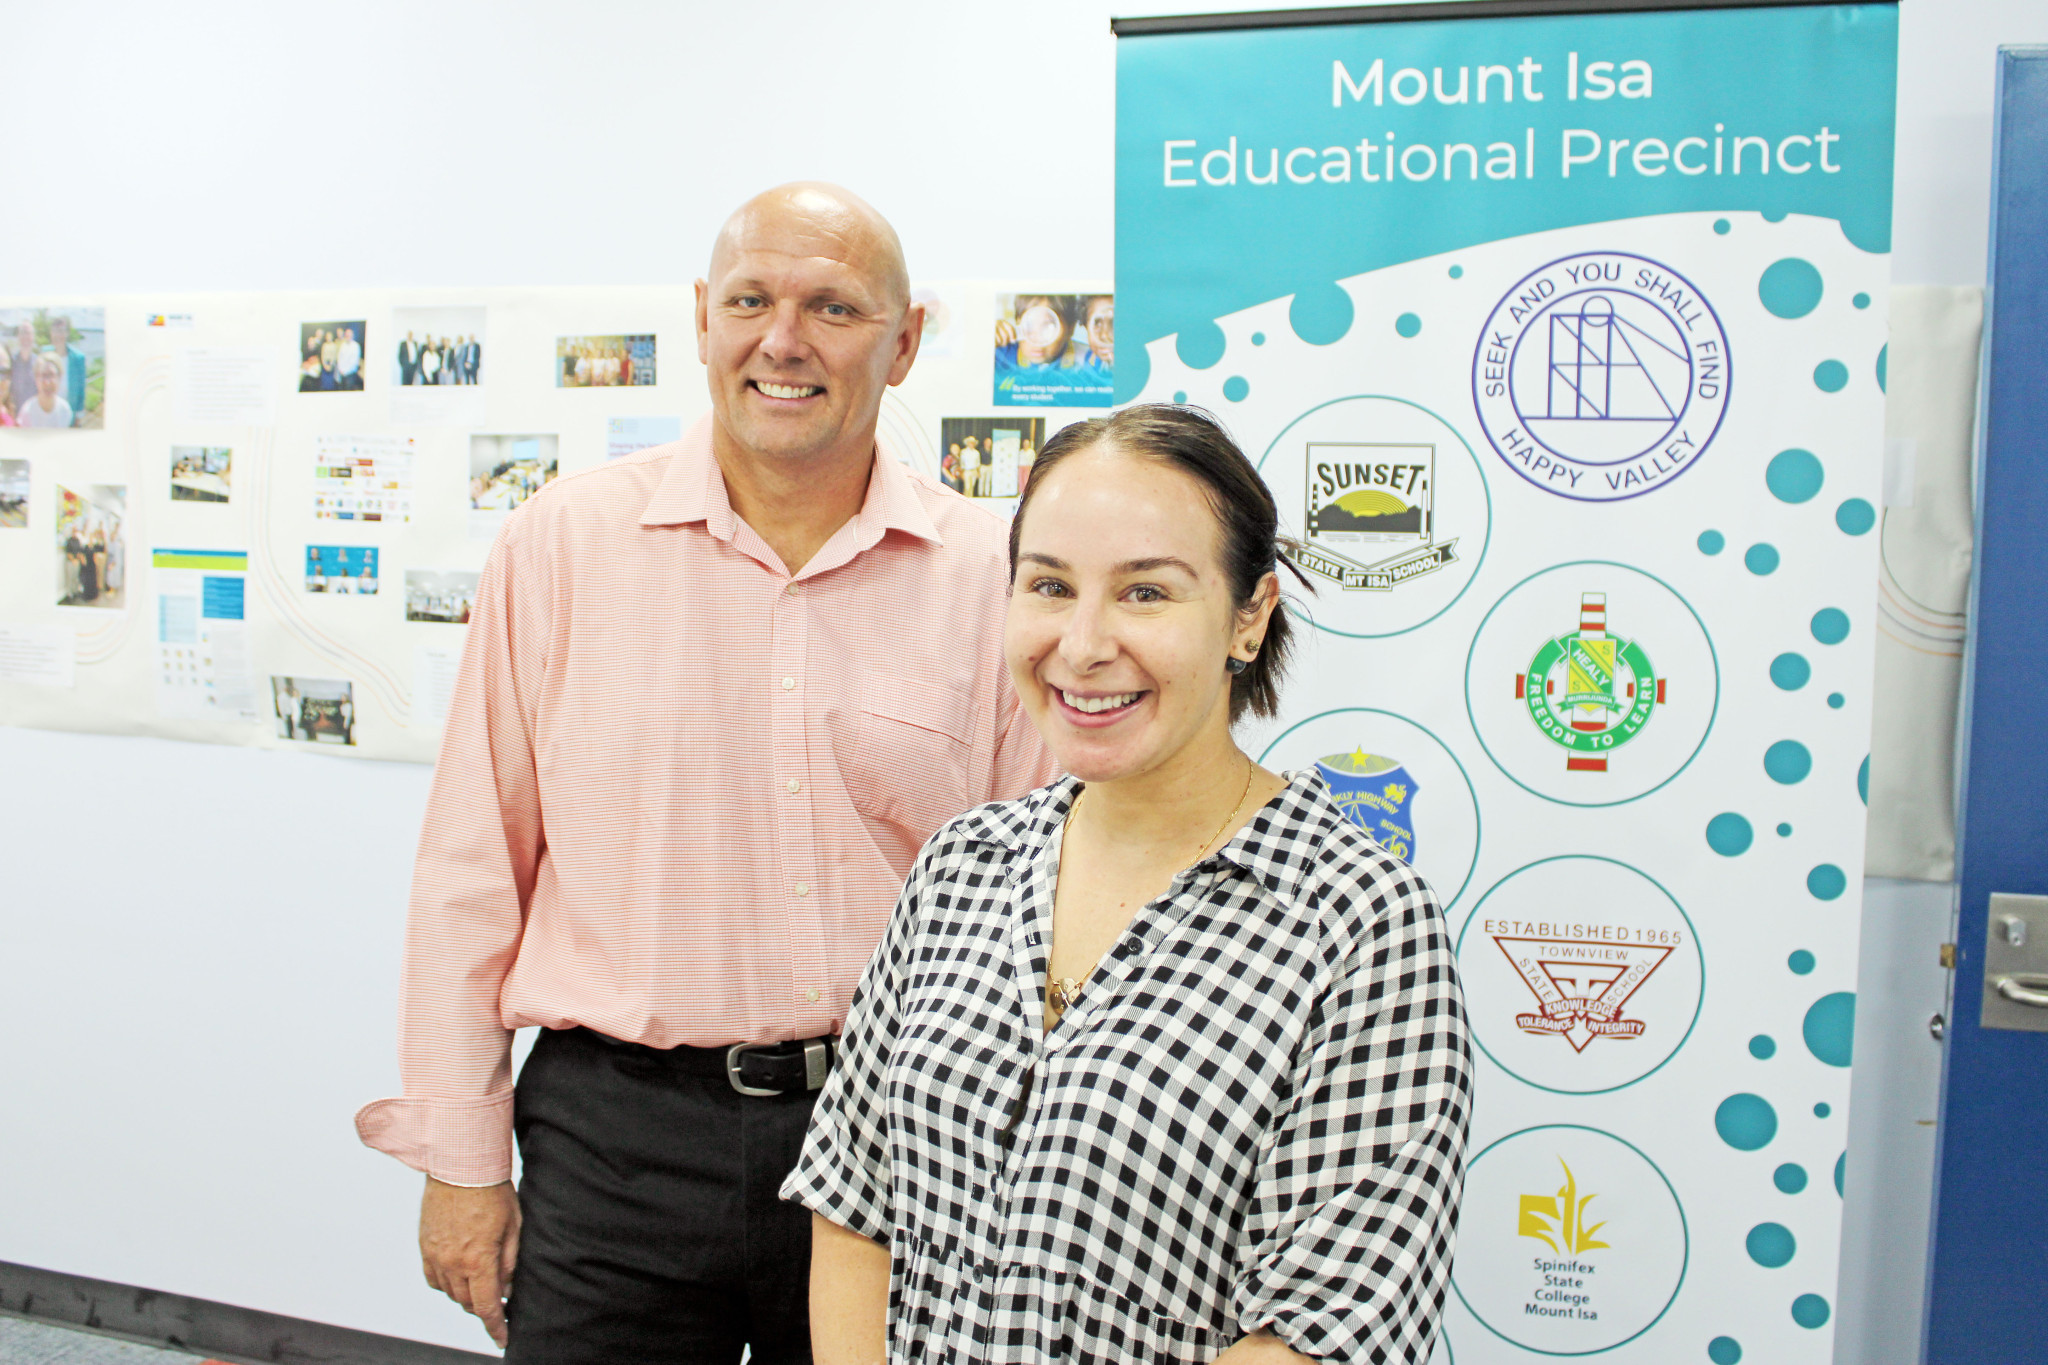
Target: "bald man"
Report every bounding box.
[355,184,1056,1363]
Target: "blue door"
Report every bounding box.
[1921,44,2048,1365]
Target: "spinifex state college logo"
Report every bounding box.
[1516,593,1664,774]
[1295,443,1458,591]
[1473,251,1730,501]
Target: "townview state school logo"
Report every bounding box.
[1516,594,1663,774]
[1489,929,1676,1052]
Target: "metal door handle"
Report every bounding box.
[1995,974,2048,1008]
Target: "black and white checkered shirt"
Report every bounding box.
[783,770,1471,1363]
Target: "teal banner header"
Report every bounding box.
[1114,3,1897,396]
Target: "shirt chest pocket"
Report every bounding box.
[843,667,977,842]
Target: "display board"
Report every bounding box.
[0,283,1109,762]
[1117,4,1894,1362]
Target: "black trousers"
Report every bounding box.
[506,1026,818,1365]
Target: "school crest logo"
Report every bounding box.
[1490,931,1676,1052]
[1515,594,1663,774]
[1315,748,1420,861]
[1292,443,1458,591]
[1472,251,1730,501]
[1518,1159,1611,1254]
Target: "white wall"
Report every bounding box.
[3,0,2043,1355]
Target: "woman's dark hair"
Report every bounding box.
[1007,404,1313,723]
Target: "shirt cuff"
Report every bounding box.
[353,1092,514,1187]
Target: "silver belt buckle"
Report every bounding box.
[726,1038,835,1096]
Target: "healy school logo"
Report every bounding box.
[1516,593,1664,774]
[1473,251,1730,502]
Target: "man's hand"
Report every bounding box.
[420,1177,522,1348]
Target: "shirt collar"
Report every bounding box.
[640,413,943,550]
[959,768,1350,910]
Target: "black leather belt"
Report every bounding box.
[571,1026,835,1097]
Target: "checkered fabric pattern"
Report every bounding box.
[783,769,1472,1364]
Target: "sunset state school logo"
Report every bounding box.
[1473,251,1730,501]
[1293,442,1458,591]
[1516,594,1664,774]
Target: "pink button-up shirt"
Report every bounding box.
[354,417,1056,1186]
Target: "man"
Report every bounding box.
[17,355,72,428]
[48,315,86,422]
[399,330,420,386]
[338,327,363,390]
[463,333,481,384]
[354,183,1055,1364]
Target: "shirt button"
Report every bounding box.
[795,882,810,897]
[804,987,821,1003]
[786,582,801,595]
[782,676,796,691]
[785,779,800,794]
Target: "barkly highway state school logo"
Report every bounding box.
[1516,593,1663,773]
[1473,251,1730,501]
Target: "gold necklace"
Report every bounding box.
[1047,759,1257,1024]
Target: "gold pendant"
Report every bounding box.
[1048,977,1083,1015]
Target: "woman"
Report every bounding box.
[787,405,1470,1364]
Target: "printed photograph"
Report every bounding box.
[470,434,559,512]
[557,334,656,387]
[406,568,478,623]
[55,484,128,610]
[271,675,356,745]
[993,293,1112,408]
[299,320,367,392]
[304,545,380,594]
[393,307,486,388]
[0,459,27,528]
[3,307,106,428]
[170,446,232,503]
[606,415,682,460]
[939,417,1046,500]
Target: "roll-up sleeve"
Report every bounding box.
[780,842,934,1243]
[1232,860,1473,1365]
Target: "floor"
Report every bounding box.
[0,1316,201,1365]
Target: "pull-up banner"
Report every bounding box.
[1116,4,1895,1362]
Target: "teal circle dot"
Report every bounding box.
[1834,1152,1846,1195]
[1706,812,1754,856]
[1765,740,1812,784]
[1716,1093,1778,1150]
[1835,498,1875,534]
[1807,864,1846,900]
[1764,208,1789,223]
[1877,344,1889,393]
[1858,756,1869,804]
[1814,359,1849,392]
[1449,265,1464,279]
[1853,292,1871,309]
[1708,1338,1742,1365]
[1770,653,1811,690]
[1789,950,1816,974]
[1759,258,1824,319]
[1792,1295,1831,1329]
[1250,331,1266,346]
[1222,376,1250,402]
[1714,218,1732,235]
[1747,1222,1797,1268]
[1804,992,1856,1067]
[1698,529,1726,555]
[1395,312,1422,338]
[1745,543,1781,575]
[1827,693,1844,709]
[1775,1162,1809,1194]
[1814,1102,1832,1118]
[1172,390,1188,404]
[1749,1034,1776,1059]
[1811,608,1850,644]
[1766,448,1825,503]
[1777,822,1793,836]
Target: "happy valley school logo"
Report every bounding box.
[1473,252,1730,501]
[1516,594,1663,774]
[1296,443,1458,591]
[1315,748,1419,861]
[1490,931,1675,1052]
